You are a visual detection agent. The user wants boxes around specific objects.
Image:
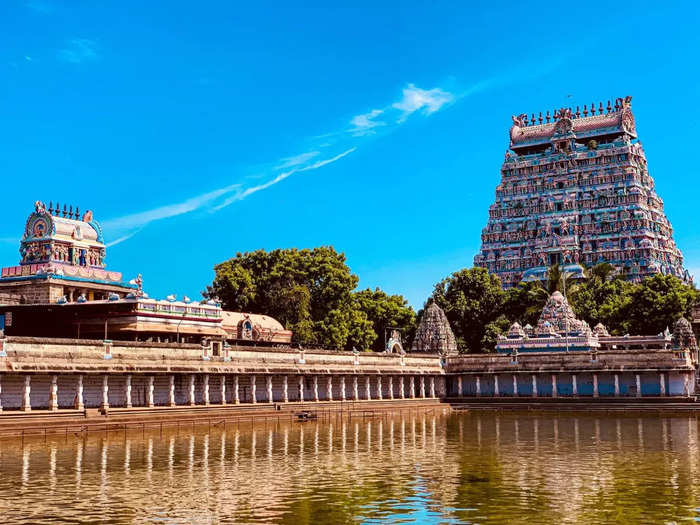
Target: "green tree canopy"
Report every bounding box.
[353,288,417,352]
[431,267,506,353]
[204,247,415,351]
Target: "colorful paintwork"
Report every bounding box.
[474,97,689,288]
[0,201,123,284]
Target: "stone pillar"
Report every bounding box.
[101,375,109,411]
[283,376,288,402]
[50,375,58,411]
[250,375,257,404]
[203,375,210,405]
[326,376,332,401]
[220,375,226,405]
[341,376,347,401]
[189,374,196,406]
[636,373,641,398]
[572,374,578,396]
[353,376,359,401]
[476,376,481,397]
[267,376,273,403]
[366,376,372,400]
[125,374,133,408]
[169,375,176,407]
[74,375,84,410]
[420,376,426,399]
[21,376,31,412]
[457,376,463,397]
[531,374,537,397]
[430,376,436,398]
[494,375,500,397]
[551,374,557,398]
[593,374,599,398]
[409,376,415,399]
[147,376,155,408]
[313,376,319,402]
[660,373,666,396]
[513,375,517,397]
[389,376,394,399]
[377,376,382,401]
[298,376,304,403]
[614,374,620,397]
[234,375,240,404]
[399,376,405,399]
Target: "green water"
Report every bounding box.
[0,410,698,524]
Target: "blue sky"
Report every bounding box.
[1,1,699,308]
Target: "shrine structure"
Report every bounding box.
[474,96,689,288]
[0,201,135,304]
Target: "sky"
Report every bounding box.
[1,1,699,308]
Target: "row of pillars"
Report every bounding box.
[456,372,675,398]
[0,374,438,412]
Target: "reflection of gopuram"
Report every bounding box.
[474,97,690,288]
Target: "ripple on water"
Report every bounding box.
[1,412,700,523]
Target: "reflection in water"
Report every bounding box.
[1,411,700,523]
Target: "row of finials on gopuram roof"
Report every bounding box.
[473,95,690,288]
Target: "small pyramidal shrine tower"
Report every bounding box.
[411,301,458,355]
[474,96,689,288]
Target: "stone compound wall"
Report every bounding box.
[0,337,446,411]
[0,336,695,412]
[447,350,696,398]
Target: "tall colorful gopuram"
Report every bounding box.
[474,96,690,288]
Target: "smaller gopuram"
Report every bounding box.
[0,201,135,305]
[411,301,458,355]
[497,291,598,353]
[497,290,673,353]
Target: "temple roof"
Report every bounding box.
[509,96,636,149]
[221,311,287,333]
[410,301,458,355]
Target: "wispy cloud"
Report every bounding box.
[276,151,320,169]
[57,39,99,64]
[392,84,454,122]
[103,183,241,236]
[103,148,356,244]
[349,109,385,136]
[0,237,16,245]
[213,148,356,211]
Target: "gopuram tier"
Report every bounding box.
[474,96,689,288]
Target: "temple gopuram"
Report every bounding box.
[474,96,690,288]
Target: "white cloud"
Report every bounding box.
[100,80,458,246]
[276,151,320,169]
[103,183,241,235]
[58,39,99,64]
[102,148,356,244]
[349,109,385,136]
[213,148,356,211]
[392,84,454,122]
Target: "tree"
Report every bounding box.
[204,247,415,351]
[204,247,374,349]
[431,267,506,353]
[620,274,699,335]
[353,288,417,352]
[502,281,548,328]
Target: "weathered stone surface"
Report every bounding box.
[410,302,458,355]
[673,317,697,349]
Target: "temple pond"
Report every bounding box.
[1,410,699,524]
